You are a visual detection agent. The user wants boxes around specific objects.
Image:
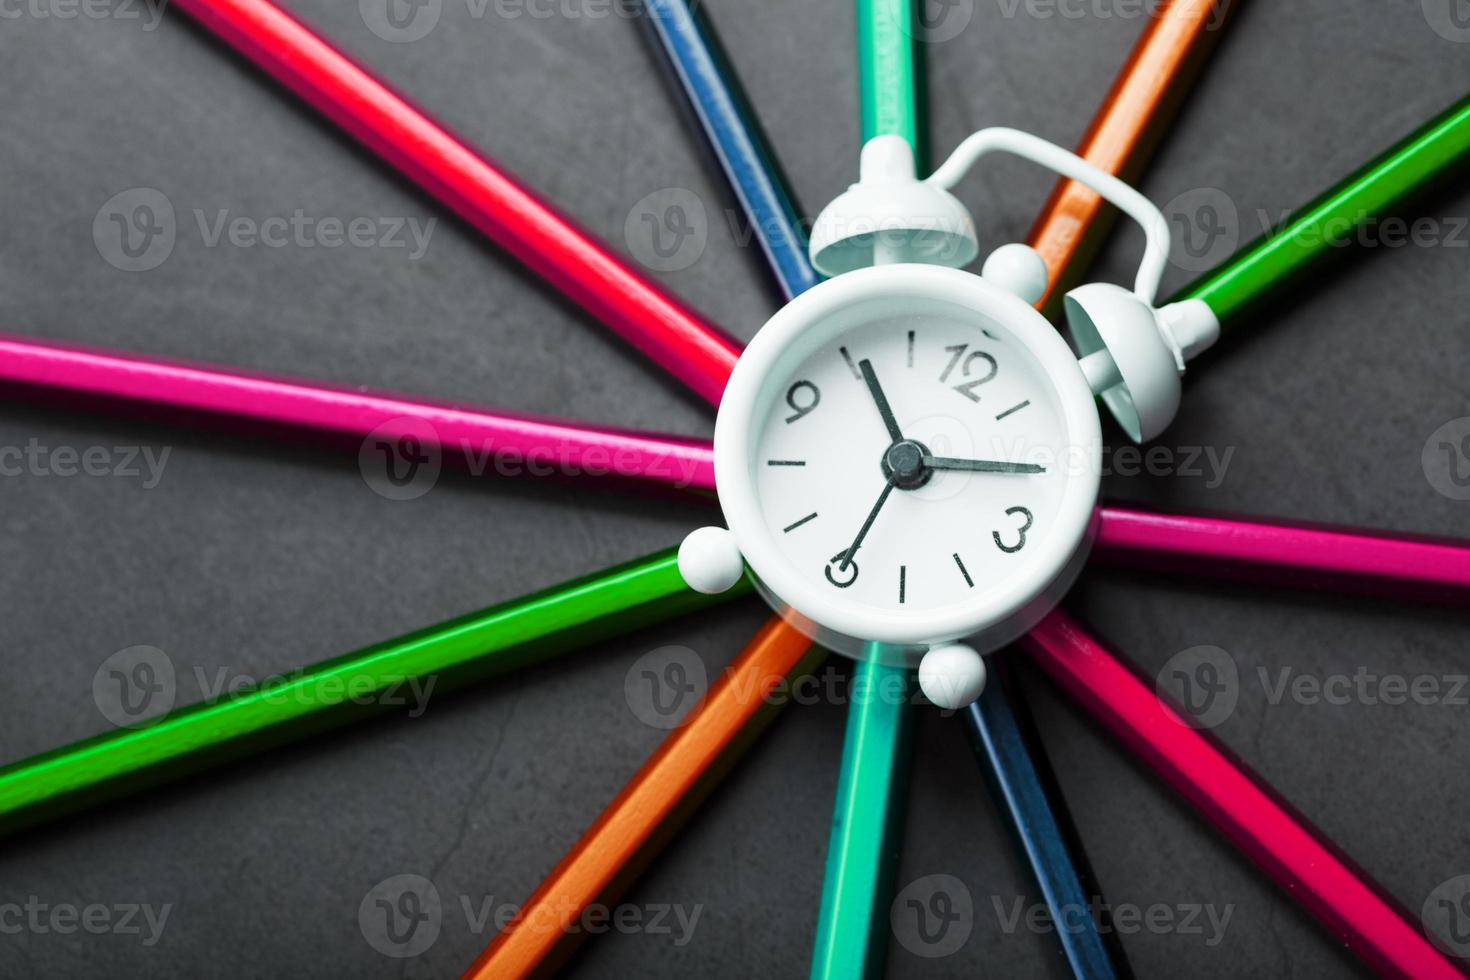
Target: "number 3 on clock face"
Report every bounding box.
[713,264,1103,660]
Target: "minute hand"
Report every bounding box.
[922,455,1046,475]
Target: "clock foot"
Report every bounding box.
[918,643,988,709]
[678,526,745,594]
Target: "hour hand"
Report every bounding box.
[858,358,904,445]
[921,455,1046,475]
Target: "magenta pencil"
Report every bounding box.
[1095,506,1470,603]
[169,0,742,405]
[1024,609,1461,980]
[0,333,714,492]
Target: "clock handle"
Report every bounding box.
[926,128,1171,306]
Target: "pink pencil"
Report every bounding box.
[1023,609,1461,980]
[169,0,741,406]
[0,333,714,492]
[1095,506,1470,602]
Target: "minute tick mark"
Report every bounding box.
[783,512,817,533]
[767,460,806,466]
[995,400,1030,421]
[953,553,974,588]
[839,346,860,379]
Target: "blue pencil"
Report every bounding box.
[965,653,1134,978]
[640,0,821,301]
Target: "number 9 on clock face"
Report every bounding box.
[713,265,1103,661]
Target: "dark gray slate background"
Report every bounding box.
[1,0,1469,976]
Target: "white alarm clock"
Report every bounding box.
[679,129,1219,709]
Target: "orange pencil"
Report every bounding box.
[465,618,817,979]
[1029,0,1237,311]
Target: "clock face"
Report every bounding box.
[716,264,1102,650]
[751,315,1073,615]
